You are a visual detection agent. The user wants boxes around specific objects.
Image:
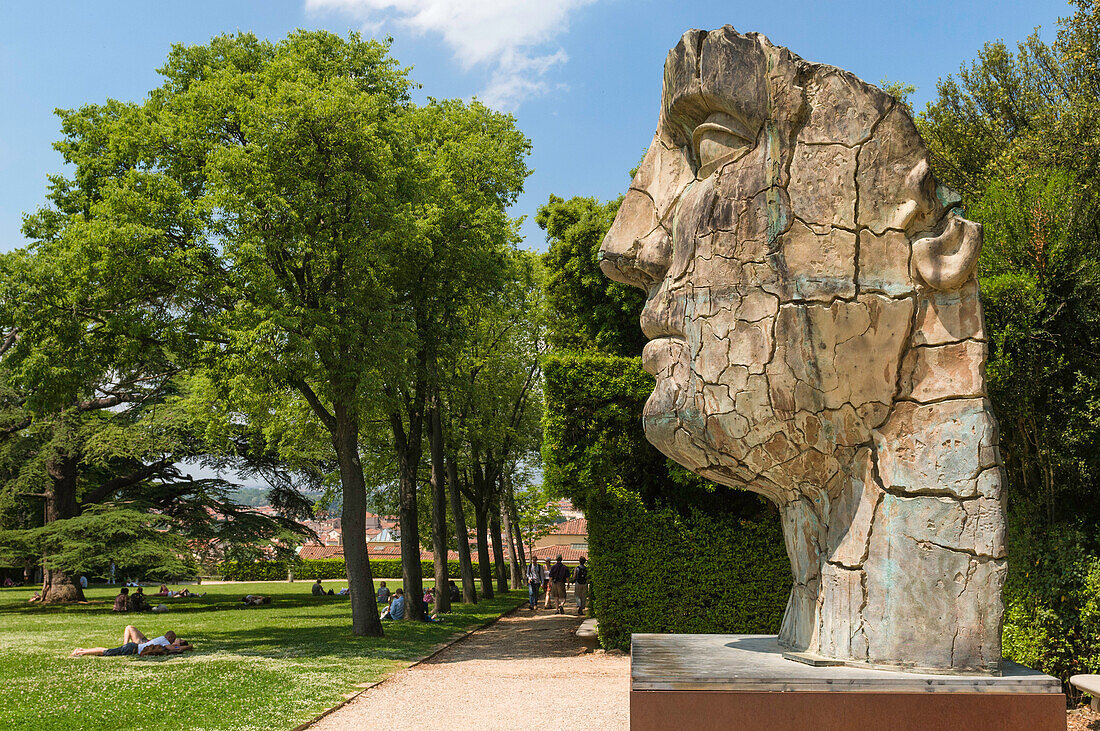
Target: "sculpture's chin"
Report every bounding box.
[642,384,712,474]
[641,388,680,449]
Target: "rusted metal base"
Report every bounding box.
[630,690,1067,731]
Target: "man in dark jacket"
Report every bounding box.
[548,556,569,614]
[572,557,589,616]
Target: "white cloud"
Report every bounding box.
[305,0,594,109]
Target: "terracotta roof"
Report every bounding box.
[530,545,588,562]
[549,518,587,536]
[298,545,344,560]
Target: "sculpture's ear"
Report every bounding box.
[912,214,982,290]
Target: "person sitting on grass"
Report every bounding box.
[157,584,170,596]
[129,588,149,612]
[448,580,460,603]
[381,589,405,620]
[311,578,324,596]
[376,581,391,604]
[113,587,130,612]
[70,626,193,657]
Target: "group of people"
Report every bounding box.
[70,625,194,658]
[526,555,589,615]
[113,587,150,612]
[376,581,454,622]
[112,585,204,612]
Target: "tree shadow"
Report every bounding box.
[423,611,588,665]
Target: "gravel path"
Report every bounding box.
[310,606,629,730]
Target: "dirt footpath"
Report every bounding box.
[310,606,629,730]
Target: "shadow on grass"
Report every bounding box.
[92,594,526,663]
[0,592,352,616]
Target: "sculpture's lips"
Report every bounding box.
[641,337,686,376]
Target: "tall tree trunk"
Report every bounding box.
[41,450,85,604]
[332,403,382,636]
[500,489,521,590]
[473,504,494,599]
[490,501,508,593]
[396,461,425,621]
[428,385,451,613]
[390,389,426,622]
[447,456,477,603]
[506,482,526,578]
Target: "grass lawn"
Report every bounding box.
[0,580,523,731]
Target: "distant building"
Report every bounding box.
[535,518,588,552]
[551,499,583,521]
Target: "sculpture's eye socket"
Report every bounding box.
[692,113,756,179]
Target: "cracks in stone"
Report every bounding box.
[692,30,707,90]
[881,484,982,501]
[893,393,988,409]
[909,537,1001,561]
[907,338,985,350]
[856,567,870,661]
[853,137,864,298]
[889,291,920,408]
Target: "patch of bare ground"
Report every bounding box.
[1069,706,1100,731]
[309,606,629,730]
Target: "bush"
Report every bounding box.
[543,352,790,650]
[219,558,504,582]
[588,492,790,650]
[1001,529,1100,696]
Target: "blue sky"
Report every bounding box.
[0,0,1071,255]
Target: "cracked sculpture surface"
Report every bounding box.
[599,27,1005,675]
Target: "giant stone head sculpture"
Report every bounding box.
[600,27,1005,674]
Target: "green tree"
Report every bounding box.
[515,483,562,556]
[383,98,530,617]
[14,31,418,633]
[442,251,543,598]
[537,195,645,356]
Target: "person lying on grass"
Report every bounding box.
[70,625,194,657]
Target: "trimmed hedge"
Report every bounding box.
[220,558,506,582]
[542,352,791,650]
[589,493,790,649]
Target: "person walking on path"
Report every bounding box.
[548,555,570,615]
[526,559,545,610]
[542,558,553,609]
[572,557,589,616]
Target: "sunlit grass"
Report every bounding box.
[0,580,522,730]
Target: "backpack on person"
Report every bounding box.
[573,564,588,585]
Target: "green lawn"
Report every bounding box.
[0,580,522,731]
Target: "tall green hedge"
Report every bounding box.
[219,558,505,582]
[589,493,790,649]
[542,352,790,650]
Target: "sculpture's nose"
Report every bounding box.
[599,188,672,291]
